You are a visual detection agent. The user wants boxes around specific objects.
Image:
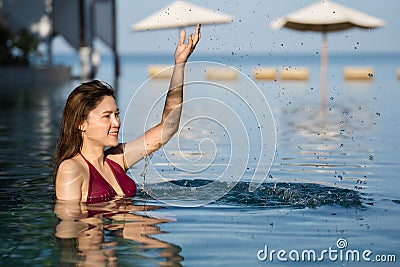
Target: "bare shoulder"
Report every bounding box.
[55,157,87,201]
[57,157,86,178]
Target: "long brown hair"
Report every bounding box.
[54,80,115,177]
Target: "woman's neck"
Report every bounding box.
[80,143,106,166]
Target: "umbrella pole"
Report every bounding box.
[320,32,328,118]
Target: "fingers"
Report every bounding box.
[192,24,201,46]
[189,24,201,53]
[187,24,200,53]
[188,34,193,47]
[178,25,200,48]
[185,34,194,54]
[179,29,186,45]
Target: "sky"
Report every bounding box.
[54,0,400,56]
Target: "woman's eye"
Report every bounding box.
[103,112,119,119]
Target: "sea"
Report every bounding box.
[0,52,399,266]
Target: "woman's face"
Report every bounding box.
[82,96,120,147]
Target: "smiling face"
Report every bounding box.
[81,95,120,148]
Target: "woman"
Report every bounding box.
[54,25,201,203]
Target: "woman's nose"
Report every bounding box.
[112,114,120,127]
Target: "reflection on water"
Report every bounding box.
[54,199,183,267]
[0,84,67,180]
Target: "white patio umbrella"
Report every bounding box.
[131,0,233,31]
[270,0,384,113]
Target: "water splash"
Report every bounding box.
[136,179,364,209]
[221,181,363,208]
[139,154,153,192]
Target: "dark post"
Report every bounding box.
[112,0,120,79]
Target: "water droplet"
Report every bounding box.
[369,155,374,161]
[330,97,334,101]
[140,154,153,191]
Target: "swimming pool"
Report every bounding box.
[0,53,399,266]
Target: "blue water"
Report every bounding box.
[1,52,399,266]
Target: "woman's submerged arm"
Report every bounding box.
[121,24,201,168]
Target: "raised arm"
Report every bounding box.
[121,24,201,168]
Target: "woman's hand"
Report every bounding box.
[174,24,201,64]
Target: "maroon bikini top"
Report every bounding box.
[80,153,136,204]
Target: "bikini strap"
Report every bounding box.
[80,153,103,166]
[79,152,90,163]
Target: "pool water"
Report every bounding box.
[0,53,399,266]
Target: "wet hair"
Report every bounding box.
[54,80,115,178]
